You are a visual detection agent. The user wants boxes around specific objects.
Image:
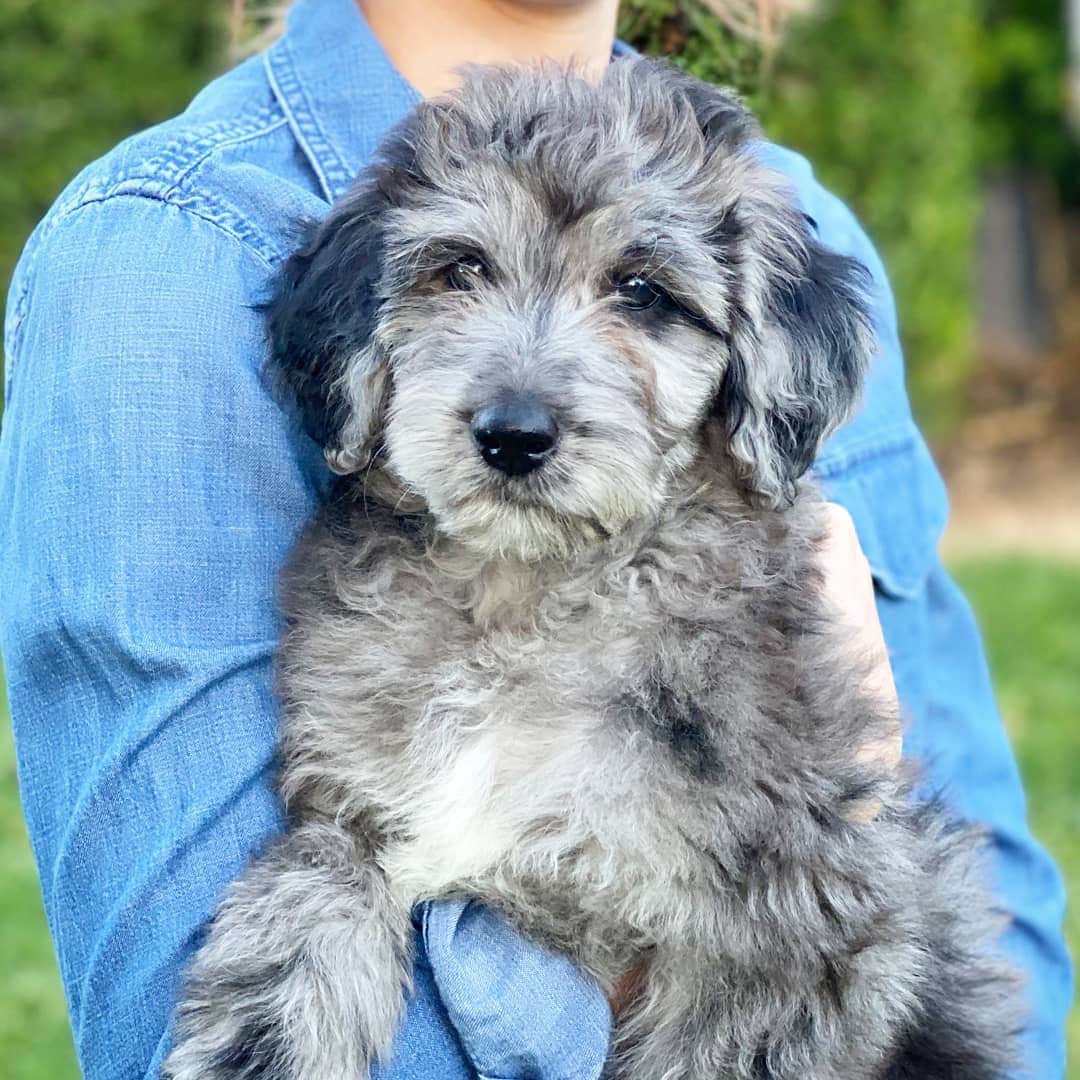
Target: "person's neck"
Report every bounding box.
[358,0,621,98]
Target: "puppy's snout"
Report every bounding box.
[471,396,559,477]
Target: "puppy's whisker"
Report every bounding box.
[359,442,389,525]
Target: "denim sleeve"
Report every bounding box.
[0,194,476,1080]
[786,151,1073,1078]
[915,567,1072,1078]
[827,456,1073,1080]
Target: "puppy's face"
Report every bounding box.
[270,60,873,559]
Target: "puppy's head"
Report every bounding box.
[269,59,873,559]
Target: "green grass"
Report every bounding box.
[0,688,79,1079]
[952,555,1080,1077]
[1,554,1076,1077]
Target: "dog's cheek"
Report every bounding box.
[603,324,662,420]
[603,322,716,446]
[382,371,479,504]
[540,421,666,535]
[651,331,724,438]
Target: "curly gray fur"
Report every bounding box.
[165,58,1022,1080]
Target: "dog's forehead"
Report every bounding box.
[416,79,700,201]
[396,162,685,261]
[389,88,739,273]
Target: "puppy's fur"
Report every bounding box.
[165,60,1020,1079]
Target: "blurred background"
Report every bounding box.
[0,0,1076,1075]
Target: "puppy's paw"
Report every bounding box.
[164,980,381,1080]
[164,997,295,1080]
[165,822,411,1079]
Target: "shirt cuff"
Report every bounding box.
[420,899,611,1080]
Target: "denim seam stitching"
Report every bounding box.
[264,38,349,203]
[66,187,279,266]
[161,114,290,200]
[110,106,281,192]
[4,191,278,388]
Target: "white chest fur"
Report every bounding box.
[379,712,620,906]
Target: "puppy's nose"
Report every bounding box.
[471,397,559,477]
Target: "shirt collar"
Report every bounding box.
[265,0,634,203]
[265,0,420,202]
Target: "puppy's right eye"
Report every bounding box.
[615,275,667,311]
[445,258,488,292]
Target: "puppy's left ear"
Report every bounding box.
[266,182,392,475]
[717,221,875,506]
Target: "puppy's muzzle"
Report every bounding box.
[471,396,559,477]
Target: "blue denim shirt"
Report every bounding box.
[1,0,1070,1077]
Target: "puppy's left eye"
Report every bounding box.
[616,275,666,311]
[446,258,488,292]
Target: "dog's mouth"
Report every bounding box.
[447,474,558,518]
[438,477,615,558]
[381,409,636,556]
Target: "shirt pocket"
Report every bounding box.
[815,423,949,600]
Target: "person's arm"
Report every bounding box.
[767,144,1073,1078]
[0,193,479,1079]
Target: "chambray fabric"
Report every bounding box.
[0,0,1070,1077]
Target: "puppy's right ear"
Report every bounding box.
[266,183,392,475]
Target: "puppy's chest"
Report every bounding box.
[376,588,663,900]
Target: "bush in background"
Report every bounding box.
[0,0,226,294]
[3,1,1075,433]
[620,0,980,434]
[976,0,1080,209]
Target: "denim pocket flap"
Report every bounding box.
[815,426,948,600]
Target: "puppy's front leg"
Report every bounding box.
[609,951,819,1080]
[608,950,736,1080]
[165,819,411,1080]
[610,949,893,1080]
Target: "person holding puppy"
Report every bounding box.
[0,1,1070,1078]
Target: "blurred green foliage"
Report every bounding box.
[951,556,1080,1078]
[620,0,979,433]
[0,0,227,293]
[977,0,1080,206]
[617,0,767,107]
[0,0,1076,425]
[0,678,79,1079]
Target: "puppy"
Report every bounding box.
[165,59,1021,1080]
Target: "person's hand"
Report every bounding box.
[817,502,903,822]
[607,505,904,1019]
[608,507,904,1016]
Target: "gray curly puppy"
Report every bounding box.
[165,58,1021,1080]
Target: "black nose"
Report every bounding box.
[471,397,559,477]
